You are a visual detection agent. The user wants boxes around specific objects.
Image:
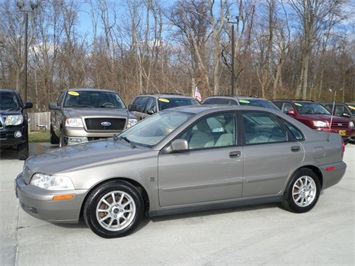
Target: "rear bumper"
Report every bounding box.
[320,161,347,190]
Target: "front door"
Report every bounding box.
[158,111,244,207]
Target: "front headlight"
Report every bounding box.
[127,118,138,128]
[349,121,354,128]
[65,118,83,127]
[5,115,24,126]
[313,121,328,128]
[31,173,74,190]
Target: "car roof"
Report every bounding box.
[65,88,118,93]
[165,103,282,115]
[0,88,18,94]
[204,95,268,100]
[273,99,315,103]
[137,94,195,99]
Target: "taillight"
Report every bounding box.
[341,138,345,154]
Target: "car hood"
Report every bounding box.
[64,107,133,118]
[297,114,349,122]
[25,139,149,175]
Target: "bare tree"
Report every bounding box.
[288,0,349,99]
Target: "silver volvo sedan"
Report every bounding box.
[15,105,347,238]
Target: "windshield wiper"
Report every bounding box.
[116,135,136,148]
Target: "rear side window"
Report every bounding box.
[242,111,288,144]
[284,121,304,141]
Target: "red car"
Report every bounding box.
[272,100,355,143]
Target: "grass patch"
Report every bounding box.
[29,131,50,143]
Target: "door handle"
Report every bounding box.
[229,151,241,158]
[291,146,301,152]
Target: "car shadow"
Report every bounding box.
[150,202,282,223]
[0,147,18,160]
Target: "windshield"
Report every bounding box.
[158,97,199,111]
[0,92,21,110]
[347,104,355,115]
[295,102,330,115]
[63,90,126,109]
[118,110,193,147]
[238,99,280,110]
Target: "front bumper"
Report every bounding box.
[0,126,27,148]
[15,173,87,223]
[63,127,122,145]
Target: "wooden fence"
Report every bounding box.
[28,112,50,132]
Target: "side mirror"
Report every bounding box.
[171,139,189,151]
[286,110,295,116]
[48,102,60,110]
[147,109,155,115]
[23,102,33,109]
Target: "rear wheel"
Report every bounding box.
[282,168,320,213]
[83,180,144,238]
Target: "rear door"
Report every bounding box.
[241,110,305,197]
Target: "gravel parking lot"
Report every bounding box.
[1,143,354,266]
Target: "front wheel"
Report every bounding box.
[282,168,321,213]
[17,140,29,160]
[83,181,144,238]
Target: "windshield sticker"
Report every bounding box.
[68,91,79,96]
[239,99,250,103]
[159,98,170,103]
[295,103,302,106]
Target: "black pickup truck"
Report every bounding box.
[0,89,33,160]
[48,88,137,146]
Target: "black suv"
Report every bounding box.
[128,94,200,120]
[0,89,33,159]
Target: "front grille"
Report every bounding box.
[331,121,349,129]
[84,118,126,131]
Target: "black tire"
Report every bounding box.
[282,168,321,213]
[17,140,29,160]
[83,180,144,238]
[59,129,66,147]
[50,125,59,144]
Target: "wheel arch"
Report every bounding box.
[79,177,150,220]
[286,165,323,193]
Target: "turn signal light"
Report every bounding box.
[52,194,74,200]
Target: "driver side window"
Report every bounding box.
[179,112,236,150]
